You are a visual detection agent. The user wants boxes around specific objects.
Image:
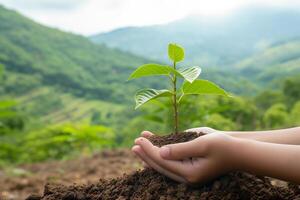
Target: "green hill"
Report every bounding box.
[0,5,151,104]
[236,39,300,86]
[90,6,300,95]
[0,5,158,130]
[91,6,300,67]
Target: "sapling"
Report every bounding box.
[128,43,229,133]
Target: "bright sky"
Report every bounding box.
[0,0,299,35]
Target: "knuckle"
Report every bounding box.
[185,174,199,184]
[183,170,202,184]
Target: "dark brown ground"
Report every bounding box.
[0,149,139,200]
[24,132,300,200]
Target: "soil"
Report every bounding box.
[23,132,300,200]
[0,149,139,200]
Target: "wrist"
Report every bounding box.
[224,137,252,171]
[206,133,244,171]
[220,130,244,137]
[229,137,257,171]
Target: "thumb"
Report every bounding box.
[159,138,207,160]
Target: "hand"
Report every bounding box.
[184,126,218,135]
[140,127,217,138]
[138,127,220,169]
[132,131,239,184]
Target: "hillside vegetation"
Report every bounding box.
[0,5,150,164]
[0,4,161,136]
[236,39,300,86]
[0,5,150,104]
[91,6,300,88]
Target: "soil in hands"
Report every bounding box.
[27,132,300,200]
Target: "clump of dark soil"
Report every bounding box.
[27,132,300,200]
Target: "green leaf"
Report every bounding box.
[177,66,201,83]
[128,64,175,80]
[182,80,229,96]
[135,89,173,109]
[128,63,201,83]
[168,43,184,62]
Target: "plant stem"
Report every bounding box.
[172,61,178,133]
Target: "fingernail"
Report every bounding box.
[135,137,144,145]
[160,146,170,158]
[141,131,149,136]
[131,145,140,153]
[134,138,139,144]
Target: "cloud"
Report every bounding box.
[0,0,299,35]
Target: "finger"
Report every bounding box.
[135,138,191,178]
[131,145,186,183]
[142,161,150,168]
[159,138,207,160]
[140,131,154,138]
[132,145,148,168]
[185,127,215,135]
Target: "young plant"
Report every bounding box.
[128,43,229,133]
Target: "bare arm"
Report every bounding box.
[225,127,300,144]
[235,138,300,183]
[186,127,300,145]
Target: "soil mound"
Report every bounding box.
[27,132,300,200]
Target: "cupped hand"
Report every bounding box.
[132,130,239,184]
[136,128,219,169]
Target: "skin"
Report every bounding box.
[132,127,300,184]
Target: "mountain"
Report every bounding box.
[90,6,300,67]
[236,38,300,86]
[0,5,152,104]
[0,5,154,129]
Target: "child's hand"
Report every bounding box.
[132,131,239,184]
[134,127,300,184]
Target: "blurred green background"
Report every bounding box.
[0,2,300,166]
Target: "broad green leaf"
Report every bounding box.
[135,89,173,109]
[182,80,228,96]
[128,63,201,83]
[168,43,184,62]
[128,64,175,80]
[177,66,201,83]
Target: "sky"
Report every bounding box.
[0,0,300,35]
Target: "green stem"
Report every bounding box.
[172,61,179,133]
